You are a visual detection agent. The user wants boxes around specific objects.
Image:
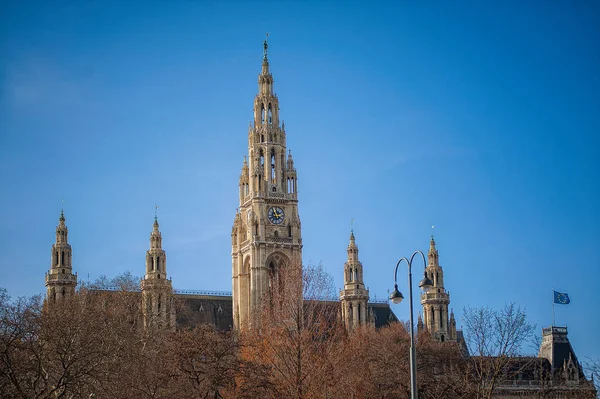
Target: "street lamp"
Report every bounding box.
[389,250,433,399]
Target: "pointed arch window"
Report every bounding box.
[349,303,353,323]
[268,104,273,124]
[271,148,276,183]
[259,149,265,170]
[261,104,265,124]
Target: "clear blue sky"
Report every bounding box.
[1,1,599,362]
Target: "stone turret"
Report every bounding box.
[45,209,77,302]
[141,213,175,329]
[420,236,456,342]
[340,231,370,330]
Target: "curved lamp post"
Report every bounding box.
[389,250,433,399]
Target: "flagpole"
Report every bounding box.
[552,289,555,326]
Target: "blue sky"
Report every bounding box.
[1,1,599,361]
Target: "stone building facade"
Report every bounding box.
[42,40,595,398]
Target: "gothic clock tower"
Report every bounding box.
[231,39,302,330]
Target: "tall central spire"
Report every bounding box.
[232,39,303,330]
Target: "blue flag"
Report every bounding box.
[554,290,570,305]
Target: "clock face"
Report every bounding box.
[268,206,285,224]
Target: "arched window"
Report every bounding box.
[261,104,265,124]
[354,269,358,282]
[268,104,273,124]
[268,260,283,309]
[288,225,292,237]
[440,335,445,342]
[358,303,361,323]
[61,251,65,265]
[61,287,66,298]
[271,148,276,183]
[259,149,265,169]
[349,303,353,323]
[349,268,353,282]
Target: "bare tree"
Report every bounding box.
[239,262,345,399]
[462,303,535,399]
[165,325,238,398]
[584,357,599,398]
[0,290,44,399]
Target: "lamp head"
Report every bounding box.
[419,271,434,293]
[389,284,404,304]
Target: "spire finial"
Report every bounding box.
[263,33,269,60]
[350,218,355,235]
[60,198,65,221]
[154,204,158,223]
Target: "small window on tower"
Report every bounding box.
[271,149,276,183]
[268,104,273,124]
